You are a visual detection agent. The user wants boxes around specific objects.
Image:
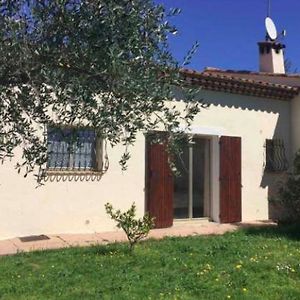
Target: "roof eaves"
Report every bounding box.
[180,68,299,101]
[203,67,300,78]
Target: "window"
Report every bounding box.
[265,139,288,172]
[47,127,101,171]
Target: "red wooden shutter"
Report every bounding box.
[220,136,242,223]
[146,141,173,228]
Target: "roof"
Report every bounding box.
[203,67,300,80]
[180,68,300,101]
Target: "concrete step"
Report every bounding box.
[173,218,211,227]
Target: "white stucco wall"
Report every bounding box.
[259,48,285,74]
[291,95,300,156]
[175,90,290,222]
[0,136,146,240]
[0,89,291,239]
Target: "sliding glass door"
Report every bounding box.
[173,137,210,219]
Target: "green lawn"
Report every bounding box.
[1,226,300,300]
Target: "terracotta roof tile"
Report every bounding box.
[180,68,299,101]
[203,67,300,78]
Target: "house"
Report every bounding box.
[1,26,300,240]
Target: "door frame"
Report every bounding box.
[145,132,216,225]
[173,135,212,220]
[145,133,242,224]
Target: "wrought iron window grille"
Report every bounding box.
[47,127,101,171]
[264,139,288,172]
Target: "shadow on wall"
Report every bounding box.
[261,172,288,221]
[176,88,289,114]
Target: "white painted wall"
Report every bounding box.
[174,90,290,222]
[259,48,285,74]
[0,136,146,240]
[0,90,291,239]
[291,95,300,156]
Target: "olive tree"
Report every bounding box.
[0,0,202,179]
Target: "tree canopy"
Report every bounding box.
[0,0,202,179]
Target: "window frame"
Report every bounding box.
[265,138,288,172]
[46,126,103,173]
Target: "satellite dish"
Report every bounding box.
[265,17,278,40]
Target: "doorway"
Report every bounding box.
[173,137,210,219]
[146,133,241,227]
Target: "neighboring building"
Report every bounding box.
[1,23,300,240]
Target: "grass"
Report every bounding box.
[1,226,300,299]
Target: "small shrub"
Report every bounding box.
[273,151,300,223]
[105,202,154,251]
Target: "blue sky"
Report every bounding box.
[157,0,300,72]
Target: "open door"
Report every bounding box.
[220,136,242,223]
[146,140,173,228]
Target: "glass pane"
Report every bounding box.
[47,128,72,169]
[73,129,96,169]
[173,141,189,219]
[47,127,96,170]
[192,139,205,218]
